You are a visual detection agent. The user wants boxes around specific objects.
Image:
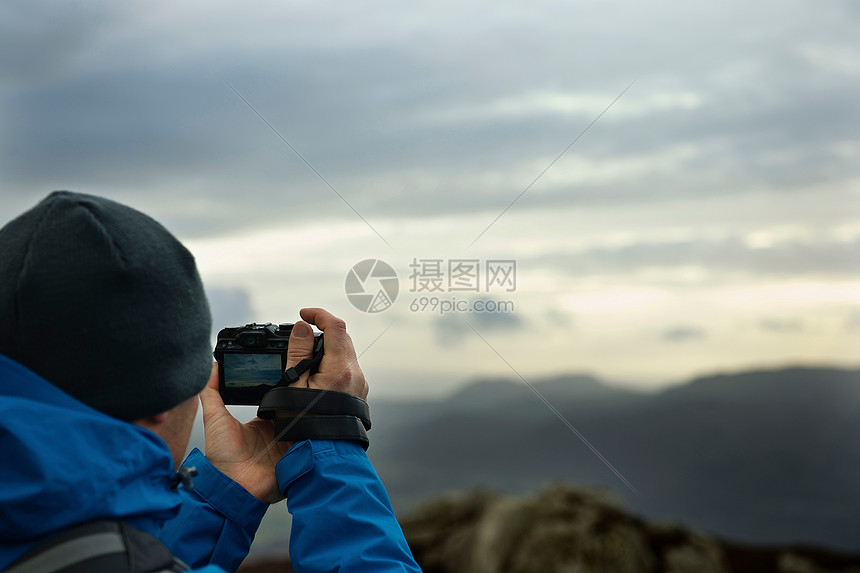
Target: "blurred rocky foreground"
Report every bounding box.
[239,484,860,573]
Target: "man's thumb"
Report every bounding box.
[285,321,314,387]
[199,362,228,422]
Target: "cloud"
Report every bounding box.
[662,326,706,343]
[544,308,575,329]
[1,0,858,240]
[205,286,256,340]
[434,299,524,347]
[536,237,860,279]
[760,318,804,333]
[0,2,130,87]
[846,311,860,334]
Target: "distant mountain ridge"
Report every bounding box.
[367,366,860,553]
[661,366,860,406]
[445,372,624,402]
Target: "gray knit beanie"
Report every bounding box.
[0,191,213,420]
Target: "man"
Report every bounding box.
[0,191,422,572]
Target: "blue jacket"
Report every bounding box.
[0,354,421,572]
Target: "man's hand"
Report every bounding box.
[199,307,368,504]
[199,365,291,504]
[285,308,368,399]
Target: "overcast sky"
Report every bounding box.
[2,0,858,397]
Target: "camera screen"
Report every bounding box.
[223,353,282,388]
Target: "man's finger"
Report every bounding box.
[284,320,315,388]
[199,362,228,420]
[299,308,355,361]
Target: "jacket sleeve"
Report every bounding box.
[277,440,422,573]
[159,448,269,572]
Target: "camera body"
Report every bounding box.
[214,323,324,405]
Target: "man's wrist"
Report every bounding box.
[183,448,269,529]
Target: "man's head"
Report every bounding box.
[0,191,213,428]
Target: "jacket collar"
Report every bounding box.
[0,354,183,545]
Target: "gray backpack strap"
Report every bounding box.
[4,521,189,573]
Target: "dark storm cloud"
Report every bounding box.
[1,0,858,238]
[0,3,128,86]
[5,69,233,180]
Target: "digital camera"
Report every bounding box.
[214,323,324,405]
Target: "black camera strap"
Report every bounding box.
[280,358,316,385]
[258,387,371,430]
[258,386,372,449]
[273,415,370,451]
[279,335,325,385]
[249,333,371,448]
